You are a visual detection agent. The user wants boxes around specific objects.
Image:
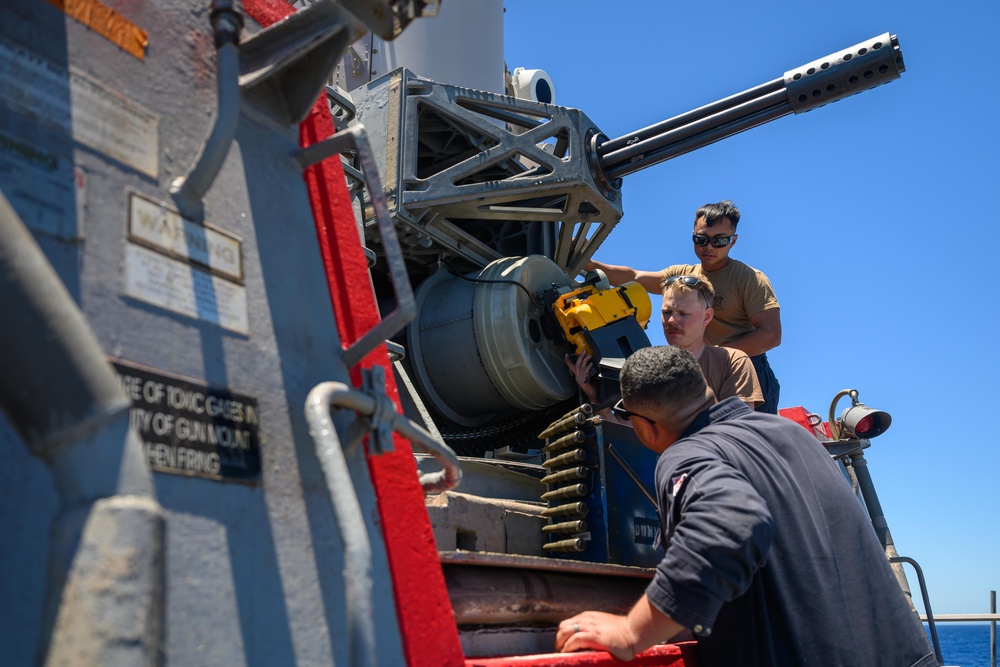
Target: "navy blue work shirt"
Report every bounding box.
[646,397,937,666]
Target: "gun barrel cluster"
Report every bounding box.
[596,33,904,181]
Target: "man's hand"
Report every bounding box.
[556,596,686,661]
[565,352,599,404]
[555,611,638,662]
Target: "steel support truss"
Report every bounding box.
[355,69,624,276]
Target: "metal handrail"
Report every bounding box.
[306,380,462,495]
[890,556,944,665]
[304,382,377,667]
[303,374,463,667]
[918,590,998,667]
[296,125,417,369]
[920,614,1000,622]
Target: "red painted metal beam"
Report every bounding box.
[466,642,698,666]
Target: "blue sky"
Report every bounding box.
[504,0,999,615]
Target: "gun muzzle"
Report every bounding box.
[596,33,905,181]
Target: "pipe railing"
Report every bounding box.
[918,590,998,667]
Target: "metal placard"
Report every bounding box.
[0,37,159,177]
[112,360,262,483]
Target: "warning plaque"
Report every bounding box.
[0,37,159,177]
[112,360,262,483]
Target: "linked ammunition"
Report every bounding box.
[542,430,588,453]
[538,404,595,440]
[540,501,588,518]
[542,537,586,552]
[542,448,587,469]
[542,519,588,534]
[540,466,587,486]
[540,483,588,502]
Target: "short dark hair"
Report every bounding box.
[620,346,707,423]
[695,200,741,229]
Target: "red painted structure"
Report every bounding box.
[244,3,696,665]
[466,643,698,667]
[778,406,832,440]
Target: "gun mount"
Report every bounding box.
[352,32,903,279]
[345,32,906,446]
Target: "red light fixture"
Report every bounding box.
[828,388,892,440]
[853,415,876,435]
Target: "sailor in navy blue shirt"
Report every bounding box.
[555,346,937,666]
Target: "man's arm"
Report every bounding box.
[555,595,685,661]
[556,451,774,660]
[586,260,664,294]
[564,353,633,425]
[722,308,781,357]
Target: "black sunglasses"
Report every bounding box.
[664,275,712,307]
[664,275,702,288]
[692,233,735,248]
[611,398,652,423]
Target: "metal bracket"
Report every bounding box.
[240,1,367,126]
[822,438,870,460]
[325,83,357,131]
[361,366,395,454]
[240,0,443,126]
[296,124,416,368]
[291,0,440,39]
[305,380,462,494]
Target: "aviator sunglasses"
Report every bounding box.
[664,275,712,307]
[692,233,735,248]
[664,275,702,288]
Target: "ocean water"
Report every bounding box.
[929,623,996,667]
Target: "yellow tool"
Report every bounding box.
[552,281,651,357]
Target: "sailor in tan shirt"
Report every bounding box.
[567,274,762,408]
[659,275,762,408]
[586,200,781,413]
